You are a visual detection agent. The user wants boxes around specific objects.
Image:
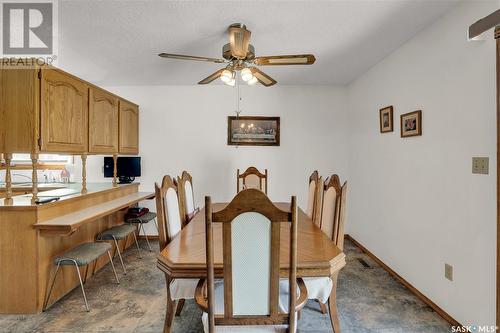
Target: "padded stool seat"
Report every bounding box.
[96,224,142,275]
[126,212,158,252]
[54,242,112,266]
[45,242,119,312]
[126,212,157,224]
[97,224,137,241]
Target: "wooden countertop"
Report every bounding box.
[33,191,155,233]
[0,183,139,209]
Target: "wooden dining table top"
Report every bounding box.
[157,202,346,279]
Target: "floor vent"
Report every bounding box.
[357,258,371,268]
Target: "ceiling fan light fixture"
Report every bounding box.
[225,78,236,87]
[247,76,258,85]
[220,69,233,83]
[240,68,253,82]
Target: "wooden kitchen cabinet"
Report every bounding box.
[0,62,139,155]
[89,87,119,153]
[40,68,88,153]
[119,100,139,154]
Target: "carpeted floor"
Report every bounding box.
[0,239,451,332]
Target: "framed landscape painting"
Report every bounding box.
[379,106,394,133]
[227,116,280,146]
[400,110,422,138]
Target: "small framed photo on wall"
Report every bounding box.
[400,110,422,138]
[379,106,393,133]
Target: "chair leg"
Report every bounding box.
[140,222,153,252]
[107,250,120,284]
[319,301,328,314]
[163,275,178,333]
[132,229,142,258]
[43,261,61,311]
[112,236,127,275]
[175,298,185,316]
[72,261,90,312]
[328,273,341,333]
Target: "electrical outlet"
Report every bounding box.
[445,263,453,281]
[472,157,489,175]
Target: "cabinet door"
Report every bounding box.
[89,88,119,153]
[119,100,139,154]
[40,69,88,153]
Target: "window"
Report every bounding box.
[6,154,73,164]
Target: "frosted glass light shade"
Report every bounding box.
[240,68,253,82]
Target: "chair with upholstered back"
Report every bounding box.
[155,175,199,323]
[236,167,268,194]
[177,171,199,225]
[304,174,348,331]
[305,171,323,227]
[195,189,307,333]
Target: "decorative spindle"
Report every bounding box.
[30,152,39,203]
[112,154,118,187]
[81,153,87,194]
[4,153,13,205]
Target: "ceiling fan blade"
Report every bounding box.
[250,68,277,87]
[228,24,251,59]
[254,54,316,66]
[159,53,226,64]
[198,69,225,85]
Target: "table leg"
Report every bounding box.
[328,272,341,333]
[163,274,178,333]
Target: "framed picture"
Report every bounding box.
[400,110,422,138]
[379,106,394,133]
[227,116,280,146]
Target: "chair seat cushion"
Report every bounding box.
[97,224,137,240]
[126,212,157,224]
[303,277,332,303]
[54,242,112,266]
[170,278,199,300]
[201,280,296,333]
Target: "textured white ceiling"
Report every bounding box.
[57,0,461,86]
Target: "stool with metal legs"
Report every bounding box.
[43,242,119,312]
[96,223,142,274]
[126,212,158,252]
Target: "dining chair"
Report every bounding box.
[154,175,199,325]
[195,189,308,333]
[177,171,200,225]
[236,166,268,194]
[305,170,323,227]
[304,174,348,326]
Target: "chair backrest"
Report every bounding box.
[204,189,298,331]
[320,175,348,250]
[177,170,196,224]
[154,175,183,250]
[236,167,268,194]
[305,171,323,227]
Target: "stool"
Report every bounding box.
[126,212,158,251]
[43,242,119,312]
[96,224,141,274]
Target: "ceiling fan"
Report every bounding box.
[158,23,316,87]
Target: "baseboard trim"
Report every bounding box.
[138,235,159,241]
[344,234,461,327]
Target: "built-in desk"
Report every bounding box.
[0,183,153,314]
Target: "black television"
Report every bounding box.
[104,157,141,184]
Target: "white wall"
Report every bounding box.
[347,1,497,326]
[82,85,350,232]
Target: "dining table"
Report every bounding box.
[157,202,346,333]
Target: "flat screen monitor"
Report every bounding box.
[104,157,141,183]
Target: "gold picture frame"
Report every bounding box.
[400,110,422,138]
[379,106,394,133]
